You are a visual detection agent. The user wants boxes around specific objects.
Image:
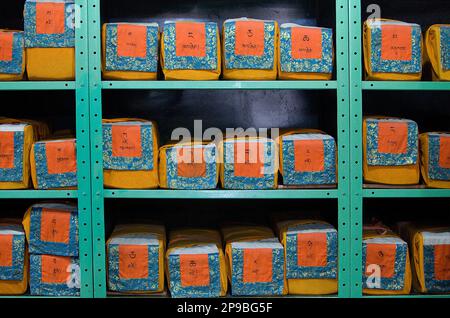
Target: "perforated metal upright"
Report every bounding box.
[0,0,93,298]
[88,0,351,298]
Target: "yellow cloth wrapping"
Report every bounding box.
[362,228,412,295]
[0,30,25,81]
[0,120,34,189]
[222,19,279,80]
[102,24,159,81]
[276,220,338,295]
[426,25,450,81]
[106,224,166,294]
[363,117,420,185]
[26,48,75,80]
[419,132,450,189]
[103,118,159,189]
[363,19,423,81]
[165,229,227,297]
[161,21,221,80]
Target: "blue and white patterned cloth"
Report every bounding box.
[0,31,24,75]
[0,224,26,281]
[422,231,450,292]
[441,26,450,71]
[0,124,27,183]
[427,133,450,181]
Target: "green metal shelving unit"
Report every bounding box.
[349,0,450,298]
[87,0,351,298]
[0,0,93,298]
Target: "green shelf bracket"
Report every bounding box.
[0,190,78,199]
[0,82,75,91]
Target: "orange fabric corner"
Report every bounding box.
[118,245,149,279]
[294,139,325,172]
[45,141,77,175]
[117,24,147,58]
[381,25,412,61]
[234,142,264,178]
[377,122,408,154]
[112,125,142,158]
[439,136,450,169]
[365,244,397,279]
[0,132,15,169]
[179,254,210,287]
[40,209,71,244]
[243,248,273,283]
[0,32,14,62]
[41,255,71,284]
[291,27,323,60]
[0,234,13,267]
[297,232,328,267]
[36,2,65,35]
[235,21,265,56]
[175,22,206,57]
[177,147,206,178]
[434,244,450,281]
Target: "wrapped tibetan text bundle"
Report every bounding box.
[278,24,333,80]
[107,224,165,294]
[425,25,450,81]
[103,23,159,80]
[363,19,422,81]
[420,132,450,189]
[24,0,76,80]
[363,117,419,185]
[0,30,25,81]
[166,229,227,297]
[161,21,221,80]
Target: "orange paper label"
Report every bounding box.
[377,122,408,154]
[0,234,13,267]
[0,32,14,62]
[117,24,147,58]
[365,244,396,278]
[41,255,71,283]
[119,245,149,279]
[177,147,206,178]
[243,248,273,283]
[0,132,15,169]
[45,141,77,175]
[434,244,450,281]
[36,3,65,35]
[112,125,142,158]
[175,22,206,57]
[180,254,210,287]
[439,136,450,169]
[40,209,71,244]
[234,142,264,178]
[235,21,265,56]
[297,232,328,267]
[294,139,325,172]
[381,25,412,61]
[291,27,323,60]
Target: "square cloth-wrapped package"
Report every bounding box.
[426,25,450,81]
[278,24,333,80]
[276,220,338,295]
[362,228,412,295]
[279,130,336,186]
[23,203,78,256]
[363,19,422,81]
[161,21,221,80]
[223,18,278,80]
[107,224,165,294]
[220,137,278,189]
[0,30,25,81]
[0,122,35,189]
[103,119,159,189]
[30,254,79,296]
[363,117,419,185]
[0,221,28,295]
[420,132,450,189]
[30,138,77,189]
[24,0,75,80]
[159,141,219,189]
[166,229,227,298]
[102,23,159,80]
[222,225,287,296]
